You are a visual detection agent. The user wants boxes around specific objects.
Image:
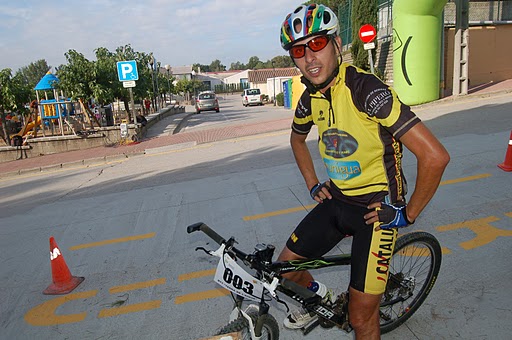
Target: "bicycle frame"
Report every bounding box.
[207,239,351,332]
[269,255,352,275]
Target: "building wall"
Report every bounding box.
[291,75,305,110]
[444,24,512,94]
[196,74,223,91]
[251,83,268,96]
[223,70,250,86]
[266,76,295,100]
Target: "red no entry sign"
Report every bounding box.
[359,24,377,43]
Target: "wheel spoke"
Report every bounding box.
[380,232,441,334]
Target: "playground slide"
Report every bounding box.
[14,116,41,137]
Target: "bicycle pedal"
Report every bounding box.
[319,317,336,329]
[340,321,353,332]
[301,317,320,335]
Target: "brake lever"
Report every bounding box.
[195,246,213,255]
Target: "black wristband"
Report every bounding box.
[309,183,322,199]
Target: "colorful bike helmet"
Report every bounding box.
[280,4,339,51]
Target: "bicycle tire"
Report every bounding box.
[215,309,280,340]
[380,231,442,334]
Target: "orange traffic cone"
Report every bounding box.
[43,237,84,295]
[498,131,512,172]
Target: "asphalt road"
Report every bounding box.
[1,93,511,340]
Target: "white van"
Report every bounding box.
[241,89,263,106]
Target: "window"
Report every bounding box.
[199,93,215,99]
[247,89,261,95]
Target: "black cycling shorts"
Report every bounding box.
[286,198,397,295]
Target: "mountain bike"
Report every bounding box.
[187,222,442,340]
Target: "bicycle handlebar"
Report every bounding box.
[187,222,226,246]
[187,222,322,306]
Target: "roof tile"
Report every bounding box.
[248,68,301,83]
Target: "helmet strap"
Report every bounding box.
[300,66,339,94]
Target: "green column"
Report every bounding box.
[393,0,447,105]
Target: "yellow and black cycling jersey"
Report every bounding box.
[292,63,421,207]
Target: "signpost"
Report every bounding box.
[116,60,138,125]
[359,24,377,74]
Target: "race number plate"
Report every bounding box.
[214,253,264,302]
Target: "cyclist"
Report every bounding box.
[278,4,450,339]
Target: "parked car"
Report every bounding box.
[195,91,219,114]
[242,88,263,106]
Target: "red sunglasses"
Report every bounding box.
[289,35,331,59]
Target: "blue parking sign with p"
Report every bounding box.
[117,60,139,81]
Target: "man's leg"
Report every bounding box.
[348,287,382,340]
[277,246,313,286]
[279,199,343,287]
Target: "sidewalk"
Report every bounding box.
[1,79,511,178]
[0,114,292,178]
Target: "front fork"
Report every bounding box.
[229,295,269,340]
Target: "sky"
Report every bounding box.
[0,0,303,72]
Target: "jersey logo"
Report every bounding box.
[318,110,325,121]
[324,158,361,180]
[296,99,309,118]
[364,88,393,117]
[321,129,358,158]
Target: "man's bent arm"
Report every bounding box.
[400,122,450,222]
[291,131,319,191]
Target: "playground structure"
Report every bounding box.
[12,72,102,144]
[0,70,187,162]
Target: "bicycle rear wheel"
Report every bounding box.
[379,231,442,334]
[215,308,279,340]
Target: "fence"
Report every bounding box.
[445,0,512,24]
[338,0,392,51]
[214,82,250,94]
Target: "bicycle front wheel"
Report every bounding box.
[215,308,279,340]
[379,231,442,334]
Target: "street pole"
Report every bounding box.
[165,64,171,105]
[149,57,156,113]
[368,49,375,74]
[129,87,136,124]
[272,61,276,106]
[154,64,160,111]
[191,69,196,104]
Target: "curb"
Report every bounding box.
[173,112,195,134]
[0,151,146,180]
[145,142,197,155]
[412,87,512,110]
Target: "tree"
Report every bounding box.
[193,63,210,73]
[229,61,246,71]
[111,45,154,111]
[92,47,118,105]
[17,59,51,91]
[269,56,295,68]
[0,69,31,144]
[209,60,226,72]
[157,71,175,101]
[246,56,261,70]
[350,0,377,71]
[56,49,95,100]
[56,44,155,117]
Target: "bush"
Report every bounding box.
[276,92,284,106]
